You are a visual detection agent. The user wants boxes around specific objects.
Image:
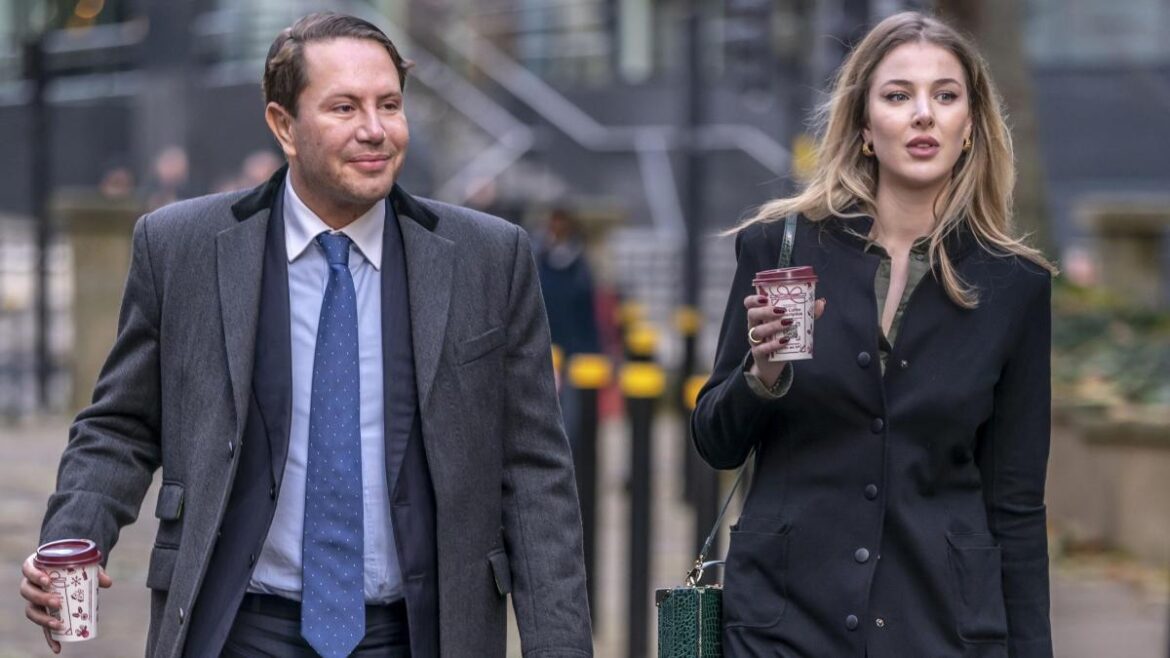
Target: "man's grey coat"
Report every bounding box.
[39,169,592,657]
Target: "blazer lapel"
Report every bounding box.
[216,211,268,441]
[395,195,454,411]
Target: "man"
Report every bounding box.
[20,12,591,658]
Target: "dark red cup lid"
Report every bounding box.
[753,266,817,283]
[35,539,102,566]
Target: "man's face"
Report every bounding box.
[266,37,408,227]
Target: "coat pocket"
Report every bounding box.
[153,481,184,548]
[455,325,506,365]
[146,544,178,591]
[947,533,1008,643]
[487,548,512,597]
[723,517,791,629]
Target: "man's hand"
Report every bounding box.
[20,553,113,654]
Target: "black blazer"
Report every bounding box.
[692,215,1053,658]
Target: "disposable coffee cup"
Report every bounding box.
[35,539,102,642]
[752,266,818,362]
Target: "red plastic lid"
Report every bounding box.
[35,539,102,566]
[753,266,817,283]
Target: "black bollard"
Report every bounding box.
[566,353,612,631]
[621,354,664,658]
[675,306,701,506]
[683,374,720,564]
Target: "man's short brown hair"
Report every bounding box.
[262,12,413,116]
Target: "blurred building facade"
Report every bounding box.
[0,0,1168,385]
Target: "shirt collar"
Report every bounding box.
[283,179,384,270]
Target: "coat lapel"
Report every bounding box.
[216,211,268,440]
[394,191,454,411]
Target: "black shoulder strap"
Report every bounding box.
[778,212,797,269]
[685,213,797,587]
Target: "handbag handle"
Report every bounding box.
[685,213,796,588]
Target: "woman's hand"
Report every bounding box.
[743,295,827,388]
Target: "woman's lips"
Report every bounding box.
[906,141,940,158]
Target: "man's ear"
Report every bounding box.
[265,102,297,159]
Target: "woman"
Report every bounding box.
[692,11,1055,658]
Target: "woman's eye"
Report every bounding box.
[936,91,958,102]
[335,104,355,113]
[886,92,909,102]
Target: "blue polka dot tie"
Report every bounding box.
[302,232,365,658]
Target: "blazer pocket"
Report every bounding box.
[455,325,506,365]
[947,533,1008,643]
[146,544,178,591]
[723,518,791,630]
[487,548,512,597]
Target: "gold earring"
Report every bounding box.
[962,136,973,152]
[861,141,875,157]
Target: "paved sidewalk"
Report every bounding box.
[1,415,1166,657]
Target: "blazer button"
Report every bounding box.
[227,441,235,458]
[854,548,871,563]
[269,485,277,500]
[845,614,859,630]
[870,418,885,433]
[899,359,909,370]
[864,484,879,500]
[856,351,871,368]
[178,607,185,624]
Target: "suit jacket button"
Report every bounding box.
[269,485,277,500]
[899,359,909,369]
[178,607,185,624]
[854,547,871,563]
[227,441,235,458]
[864,484,879,500]
[856,351,871,368]
[870,418,885,433]
[845,614,859,630]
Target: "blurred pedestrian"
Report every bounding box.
[535,206,601,452]
[144,144,192,210]
[692,11,1057,657]
[536,207,600,359]
[20,11,590,658]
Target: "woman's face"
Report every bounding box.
[863,41,972,194]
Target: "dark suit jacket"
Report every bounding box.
[692,215,1053,658]
[41,169,592,658]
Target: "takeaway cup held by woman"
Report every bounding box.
[752,266,818,361]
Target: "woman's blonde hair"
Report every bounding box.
[739,11,1055,308]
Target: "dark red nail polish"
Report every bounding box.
[773,307,785,314]
[780,318,794,326]
[757,296,768,303]
[778,338,790,344]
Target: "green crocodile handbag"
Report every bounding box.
[655,215,795,657]
[656,583,723,657]
[653,464,746,658]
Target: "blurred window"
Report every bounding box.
[1027,0,1170,65]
